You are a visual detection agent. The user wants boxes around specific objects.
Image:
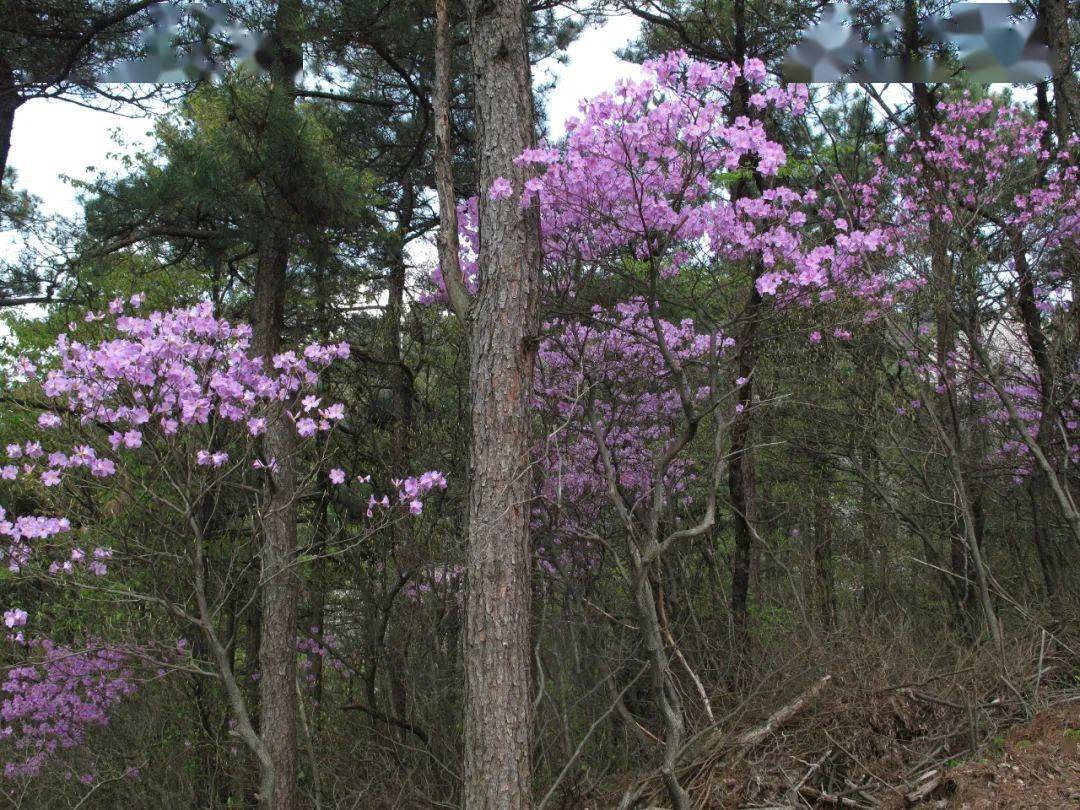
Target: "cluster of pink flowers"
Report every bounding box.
[393,471,448,515]
[424,54,814,303]
[890,98,1080,477]
[896,97,1080,286]
[422,53,902,347]
[534,299,726,562]
[0,505,108,582]
[0,296,452,778]
[0,639,137,778]
[1,298,351,624]
[325,470,447,516]
[297,630,346,689]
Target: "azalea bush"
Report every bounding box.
[0,295,445,780]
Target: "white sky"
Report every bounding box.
[4,14,643,227]
[0,5,1032,262]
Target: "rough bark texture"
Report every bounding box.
[253,234,299,810]
[463,0,541,807]
[0,55,18,184]
[1040,0,1080,143]
[726,0,759,672]
[250,1,303,805]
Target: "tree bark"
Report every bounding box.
[253,234,299,810]
[726,0,760,673]
[1012,230,1065,620]
[1039,0,1080,143]
[0,54,19,185]
[250,1,304,806]
[463,1,542,807]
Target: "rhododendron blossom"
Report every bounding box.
[0,297,448,779]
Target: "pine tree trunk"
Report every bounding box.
[1039,0,1080,143]
[726,0,760,673]
[463,1,541,807]
[250,1,304,805]
[253,234,299,810]
[0,55,18,183]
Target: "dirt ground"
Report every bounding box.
[918,701,1080,809]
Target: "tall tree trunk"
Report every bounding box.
[1039,0,1080,143]
[0,54,18,184]
[250,1,303,805]
[463,0,541,807]
[253,234,299,810]
[903,9,986,641]
[385,189,416,463]
[726,0,759,672]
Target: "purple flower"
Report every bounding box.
[489,176,513,201]
[37,413,61,429]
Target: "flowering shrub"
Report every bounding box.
[535,299,727,555]
[0,640,137,779]
[0,295,446,778]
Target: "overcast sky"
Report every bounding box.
[5,13,642,223]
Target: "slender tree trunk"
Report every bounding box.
[1013,232,1065,620]
[904,23,986,641]
[727,313,757,664]
[632,563,690,810]
[463,1,541,807]
[385,190,416,462]
[250,1,303,805]
[812,471,836,631]
[433,0,469,320]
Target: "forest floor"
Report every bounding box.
[925,701,1080,809]
[609,654,1080,810]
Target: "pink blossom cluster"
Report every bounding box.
[424,54,816,303]
[891,97,1080,474]
[422,53,900,328]
[0,639,136,778]
[392,471,448,515]
[534,298,726,561]
[896,97,1080,292]
[0,505,108,581]
[1,298,350,624]
[0,296,451,778]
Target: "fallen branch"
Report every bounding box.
[905,770,947,805]
[341,702,429,745]
[735,674,832,748]
[798,785,871,808]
